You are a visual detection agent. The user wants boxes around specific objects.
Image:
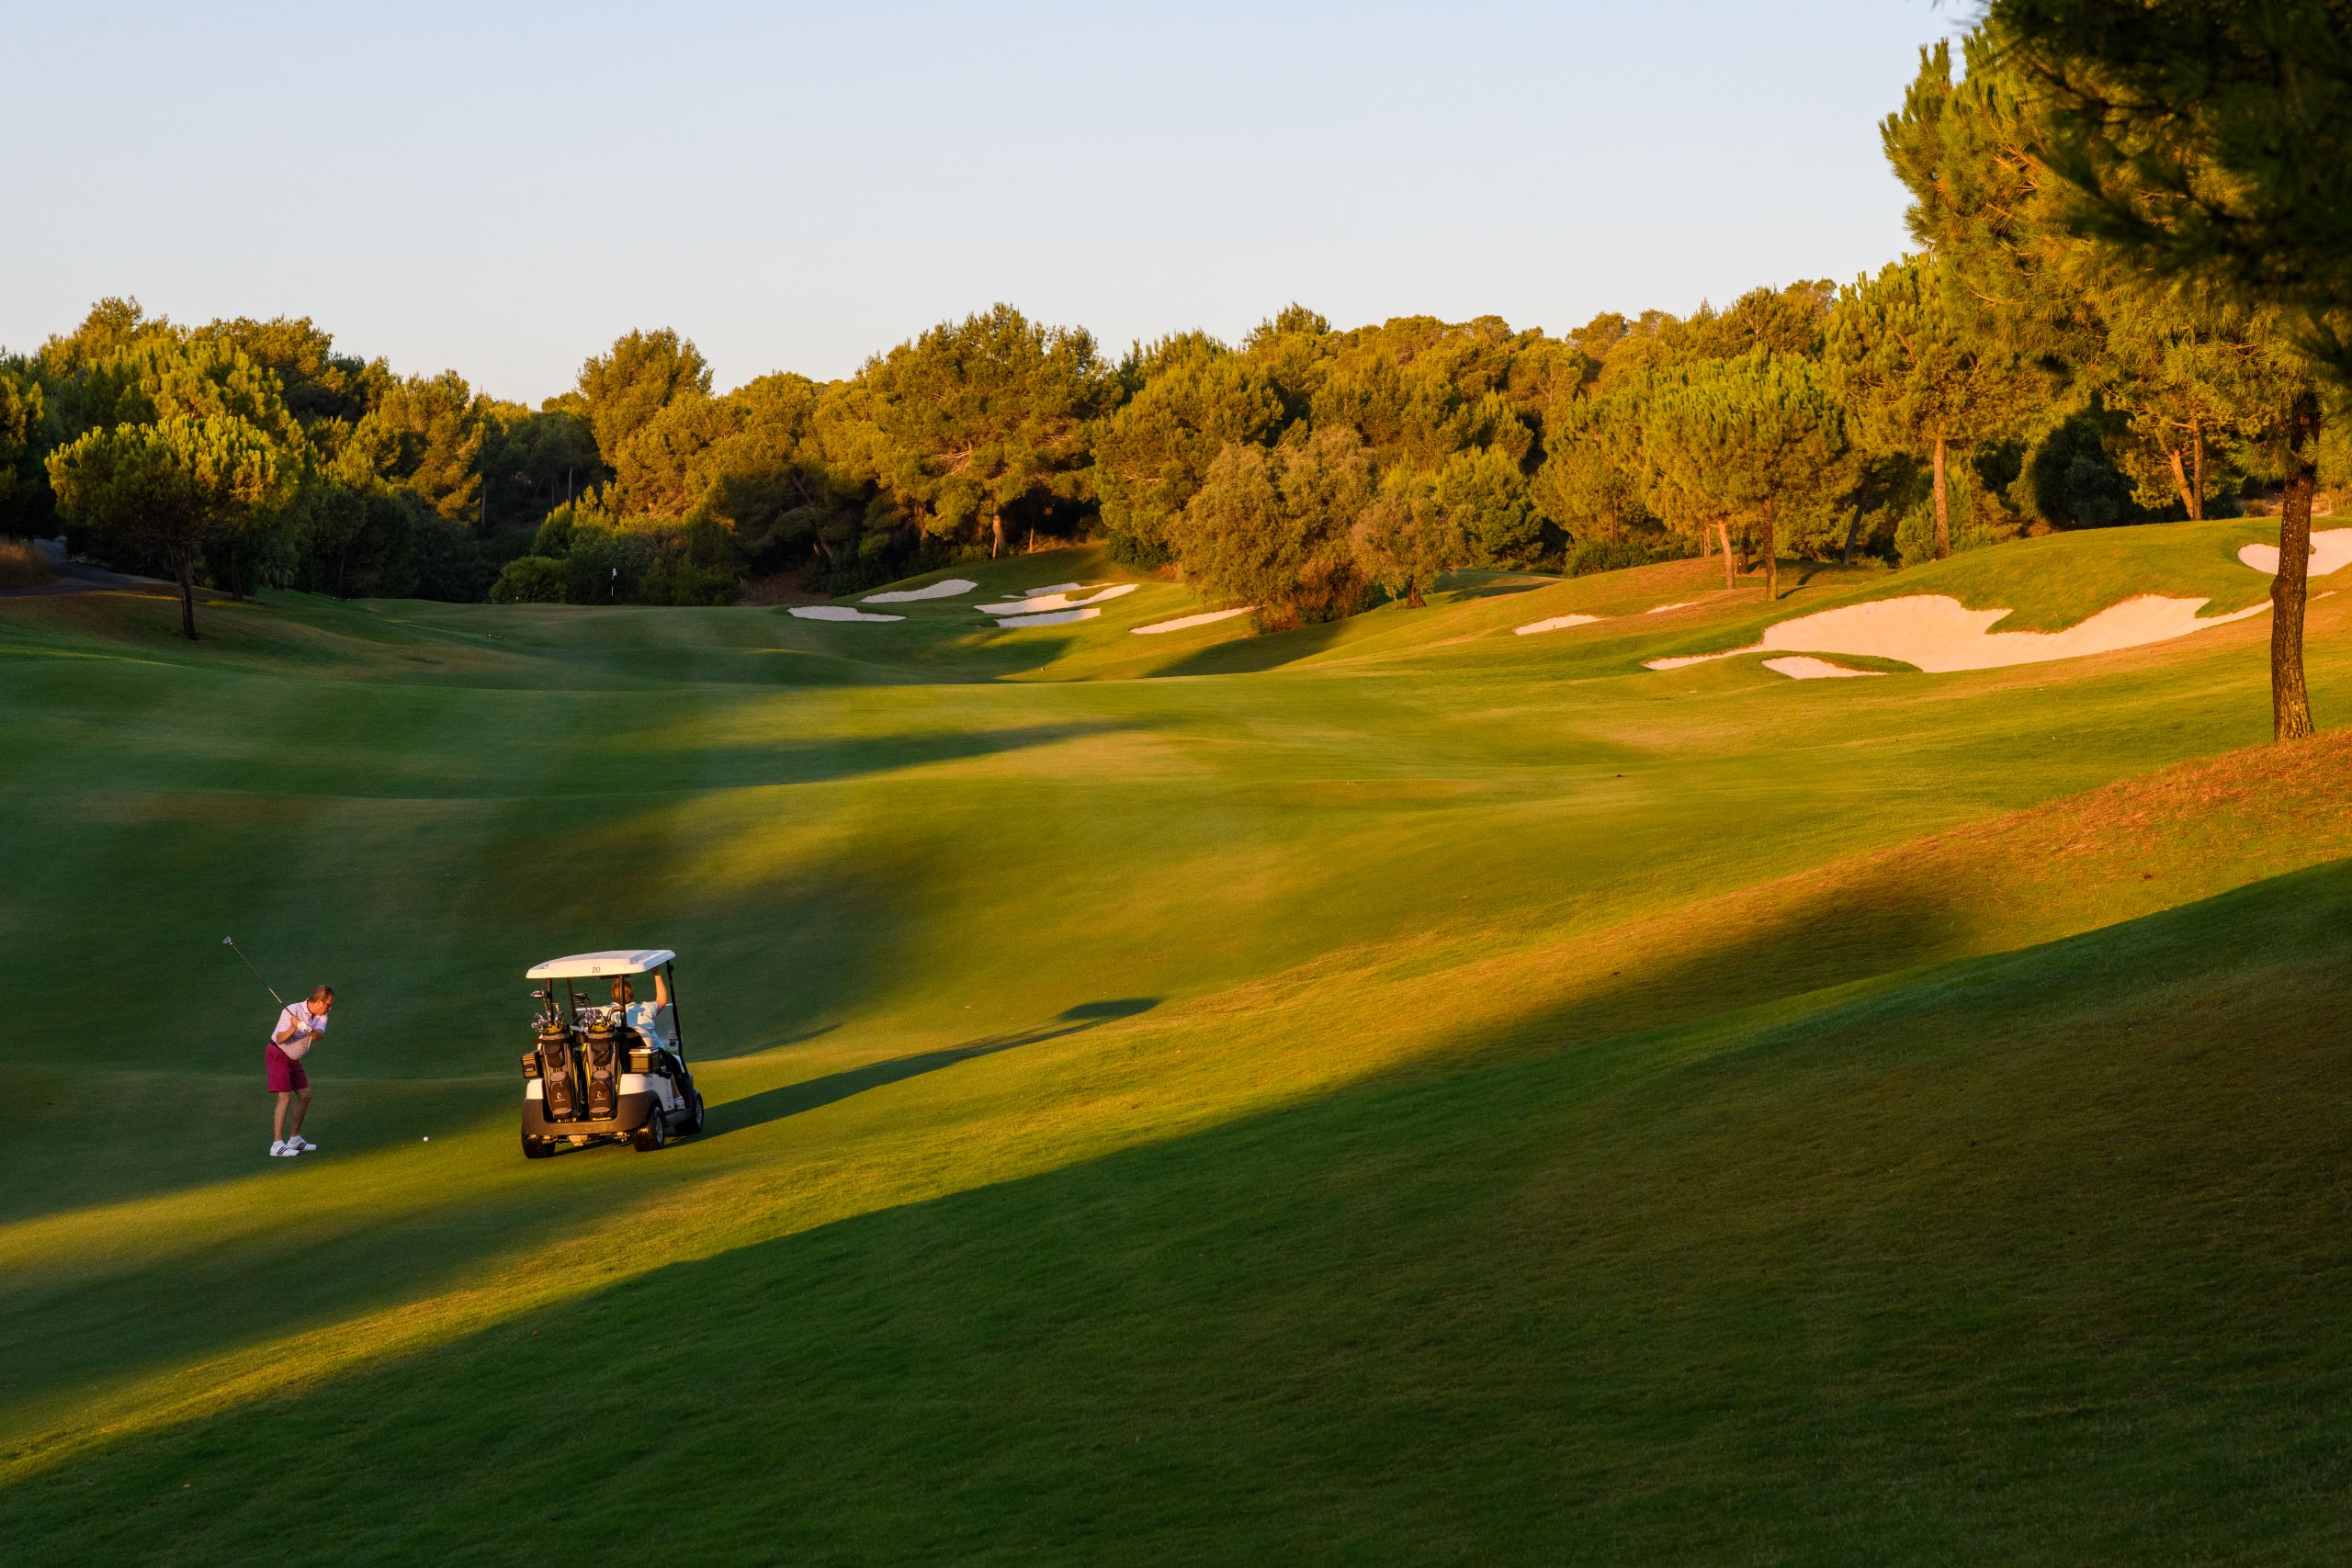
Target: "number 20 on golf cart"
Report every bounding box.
[519,949,706,1158]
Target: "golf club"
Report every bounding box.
[222,936,288,1008]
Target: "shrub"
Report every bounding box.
[1564,536,1683,578]
[412,515,496,603]
[1894,495,1999,566]
[1105,530,1173,570]
[0,536,54,588]
[491,555,568,604]
[2025,412,2136,529]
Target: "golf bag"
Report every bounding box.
[582,1016,626,1119]
[536,1025,582,1120]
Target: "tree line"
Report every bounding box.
[1,1,2344,740]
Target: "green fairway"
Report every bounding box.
[5,527,2350,1562]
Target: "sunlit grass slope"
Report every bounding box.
[2,523,2347,1562]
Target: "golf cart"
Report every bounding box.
[519,949,706,1158]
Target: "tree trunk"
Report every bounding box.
[1932,435,1951,559]
[1407,579,1426,610]
[2189,417,2206,521]
[2271,390,2320,742]
[1761,501,1778,604]
[175,547,198,641]
[989,512,1004,558]
[1840,503,1863,567]
[2167,446,2195,519]
[1606,500,1621,545]
[1715,521,1734,591]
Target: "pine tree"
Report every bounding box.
[48,413,292,638]
[1532,392,1648,546]
[1986,0,2352,740]
[857,305,1111,558]
[1824,255,2030,559]
[1645,351,1847,604]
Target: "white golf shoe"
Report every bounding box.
[288,1135,318,1152]
[270,1140,296,1157]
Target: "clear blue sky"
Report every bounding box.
[4,2,1968,404]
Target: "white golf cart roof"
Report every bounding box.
[526,949,677,980]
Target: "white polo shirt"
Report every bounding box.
[624,1001,673,1048]
[271,1002,327,1058]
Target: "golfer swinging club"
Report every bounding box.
[267,985,334,1157]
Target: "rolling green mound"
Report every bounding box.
[3,524,2348,1562]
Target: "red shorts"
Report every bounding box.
[266,1044,309,1094]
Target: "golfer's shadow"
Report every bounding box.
[705,998,1158,1140]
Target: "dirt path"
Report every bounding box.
[0,559,171,600]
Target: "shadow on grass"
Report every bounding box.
[668,720,1135,792]
[17,863,2352,1561]
[706,998,1159,1141]
[1151,618,1349,678]
[1444,573,1555,601]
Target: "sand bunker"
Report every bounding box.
[1514,614,1601,637]
[787,605,905,623]
[1515,599,1696,637]
[989,607,1102,627]
[1763,656,1883,680]
[1133,607,1254,636]
[863,578,978,604]
[978,584,1137,616]
[1646,592,2266,674]
[2238,527,2352,579]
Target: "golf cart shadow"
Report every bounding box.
[707,998,1159,1141]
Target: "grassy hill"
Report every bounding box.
[3,524,2348,1562]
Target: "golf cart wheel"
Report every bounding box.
[522,1131,552,1160]
[633,1107,669,1153]
[680,1090,706,1136]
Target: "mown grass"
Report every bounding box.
[18,851,2352,1564]
[1,521,2346,1562]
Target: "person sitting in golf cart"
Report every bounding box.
[612,971,673,1050]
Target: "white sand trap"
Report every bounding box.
[1645,592,2267,674]
[788,605,905,623]
[863,578,978,604]
[2238,527,2352,579]
[989,606,1102,627]
[1645,601,1696,615]
[1010,581,1082,598]
[1764,656,1884,680]
[978,583,1138,615]
[1133,607,1254,636]
[1514,614,1602,637]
